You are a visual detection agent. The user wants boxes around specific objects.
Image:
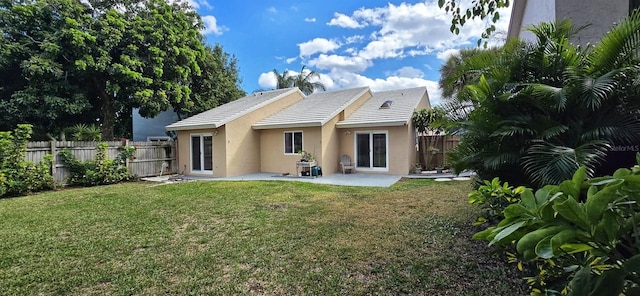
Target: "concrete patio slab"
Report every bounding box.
[142,170,476,188]
[181,173,403,187]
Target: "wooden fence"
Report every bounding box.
[417,135,460,168]
[26,141,177,183]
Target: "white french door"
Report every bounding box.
[355,131,388,171]
[190,134,213,173]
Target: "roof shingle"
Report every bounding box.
[336,86,427,128]
[252,87,371,129]
[166,88,301,131]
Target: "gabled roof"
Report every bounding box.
[166,88,302,131]
[252,87,371,130]
[336,86,428,128]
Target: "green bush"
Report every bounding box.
[468,177,526,226]
[60,142,135,186]
[0,124,54,197]
[474,158,640,295]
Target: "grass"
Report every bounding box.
[0,179,527,295]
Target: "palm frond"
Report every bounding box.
[522,140,608,186]
[588,9,640,74]
[528,84,567,112]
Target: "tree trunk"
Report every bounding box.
[422,135,430,169]
[95,79,115,140]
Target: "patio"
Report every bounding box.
[142,171,475,187]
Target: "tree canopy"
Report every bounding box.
[271,66,326,95]
[445,15,640,187]
[0,0,244,139]
[438,0,509,45]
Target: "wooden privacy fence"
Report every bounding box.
[417,135,460,168]
[26,141,177,183]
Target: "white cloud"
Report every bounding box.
[325,1,511,61]
[327,12,363,28]
[345,35,365,44]
[320,70,442,105]
[308,54,372,73]
[304,17,316,23]
[297,38,341,57]
[391,66,424,79]
[267,6,277,13]
[286,57,298,64]
[436,48,461,61]
[258,72,277,89]
[200,15,227,36]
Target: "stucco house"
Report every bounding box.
[507,0,639,46]
[165,85,430,177]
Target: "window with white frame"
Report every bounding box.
[284,131,303,154]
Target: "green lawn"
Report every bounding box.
[0,179,527,295]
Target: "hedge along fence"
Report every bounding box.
[26,140,177,183]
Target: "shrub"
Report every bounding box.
[474,158,640,295]
[0,124,54,197]
[468,177,526,226]
[60,142,135,186]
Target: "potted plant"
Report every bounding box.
[428,146,440,155]
[298,150,314,162]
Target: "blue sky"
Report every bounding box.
[191,0,511,105]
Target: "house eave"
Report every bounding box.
[252,122,323,130]
[166,123,220,131]
[336,120,408,129]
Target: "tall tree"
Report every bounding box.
[438,0,509,45]
[271,68,294,90]
[271,66,326,95]
[291,66,326,95]
[0,0,94,136]
[181,44,245,118]
[0,0,244,139]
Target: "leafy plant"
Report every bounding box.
[60,142,135,186]
[468,177,526,226]
[0,124,54,197]
[474,160,640,295]
[69,124,101,141]
[298,150,315,162]
[447,13,640,188]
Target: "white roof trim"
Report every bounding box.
[165,124,219,131]
[252,121,322,130]
[166,88,302,131]
[336,120,408,129]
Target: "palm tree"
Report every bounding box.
[271,68,294,89]
[291,66,326,95]
[272,66,326,95]
[412,108,446,169]
[448,14,640,187]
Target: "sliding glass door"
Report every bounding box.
[355,131,388,170]
[191,134,213,173]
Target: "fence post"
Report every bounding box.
[124,139,131,173]
[50,140,57,177]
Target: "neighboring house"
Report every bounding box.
[132,108,179,141]
[165,86,430,177]
[508,0,638,46]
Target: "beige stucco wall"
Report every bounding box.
[176,126,226,177]
[223,91,305,177]
[339,125,411,175]
[321,115,341,174]
[176,91,304,177]
[260,127,322,175]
